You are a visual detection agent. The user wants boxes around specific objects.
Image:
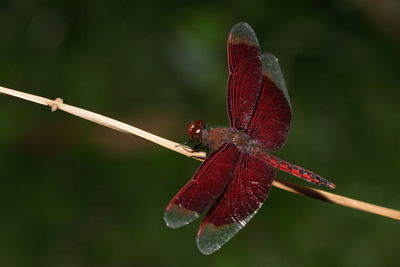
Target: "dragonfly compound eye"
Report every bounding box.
[188,120,207,142]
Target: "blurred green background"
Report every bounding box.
[0,0,399,266]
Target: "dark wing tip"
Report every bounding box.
[231,22,252,31]
[229,22,260,47]
[196,222,245,255]
[261,53,291,106]
[164,204,200,229]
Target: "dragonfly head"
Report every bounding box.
[188,120,207,142]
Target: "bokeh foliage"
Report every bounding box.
[0,0,399,266]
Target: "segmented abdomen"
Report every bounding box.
[249,146,335,189]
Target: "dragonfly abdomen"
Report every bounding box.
[250,146,335,189]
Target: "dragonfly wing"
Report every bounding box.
[196,153,275,255]
[227,22,263,130]
[164,143,239,228]
[246,53,292,151]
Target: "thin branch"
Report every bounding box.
[0,86,205,159]
[274,179,399,220]
[1,85,399,221]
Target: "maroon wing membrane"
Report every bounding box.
[227,22,263,130]
[164,143,239,228]
[196,154,275,255]
[246,53,292,151]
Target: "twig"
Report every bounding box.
[0,85,204,159]
[1,85,399,221]
[274,179,399,220]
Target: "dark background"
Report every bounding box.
[0,0,399,266]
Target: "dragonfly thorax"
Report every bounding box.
[204,127,255,153]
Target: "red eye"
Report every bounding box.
[188,120,206,142]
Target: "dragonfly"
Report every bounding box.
[164,22,335,255]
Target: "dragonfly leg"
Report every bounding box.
[176,141,210,157]
[180,140,209,153]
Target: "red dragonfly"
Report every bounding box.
[164,22,335,255]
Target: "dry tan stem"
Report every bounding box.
[0,86,204,159]
[1,85,399,221]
